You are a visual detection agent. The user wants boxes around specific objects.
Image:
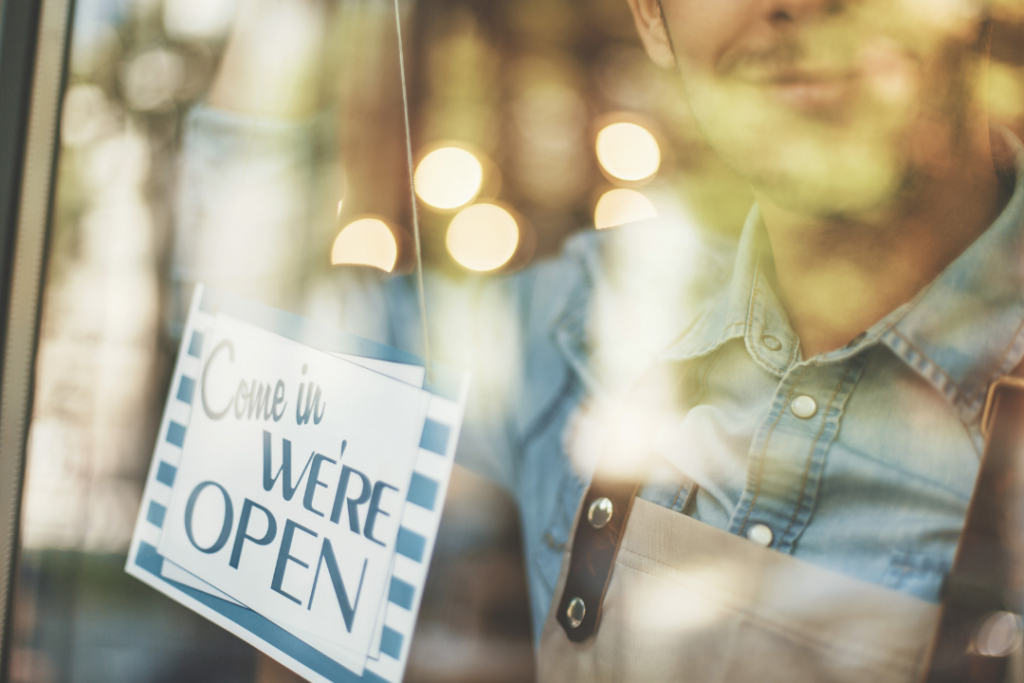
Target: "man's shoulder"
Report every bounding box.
[524,218,738,327]
[509,217,739,390]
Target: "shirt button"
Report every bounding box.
[746,524,774,547]
[790,395,818,419]
[761,335,783,351]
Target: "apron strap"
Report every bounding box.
[923,370,1024,682]
[553,471,643,641]
[554,361,678,641]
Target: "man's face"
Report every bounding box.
[644,0,987,218]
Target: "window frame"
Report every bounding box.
[0,0,74,676]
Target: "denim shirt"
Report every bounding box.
[178,105,1024,645]
[437,131,1024,642]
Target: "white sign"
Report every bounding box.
[126,285,469,683]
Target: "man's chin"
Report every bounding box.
[751,166,908,222]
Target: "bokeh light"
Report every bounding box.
[163,0,239,41]
[446,203,520,272]
[331,218,398,272]
[594,188,657,229]
[121,48,185,112]
[596,122,661,182]
[414,146,484,210]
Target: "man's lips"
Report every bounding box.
[773,74,857,111]
[736,67,859,112]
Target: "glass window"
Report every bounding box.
[10,0,1024,682]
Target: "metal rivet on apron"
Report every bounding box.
[588,497,614,529]
[566,597,586,629]
[973,611,1024,657]
[790,395,818,419]
[746,524,774,547]
[761,335,783,351]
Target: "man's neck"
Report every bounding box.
[757,126,1012,359]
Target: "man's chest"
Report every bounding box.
[553,339,979,604]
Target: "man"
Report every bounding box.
[183,0,1022,679]
[462,0,1022,679]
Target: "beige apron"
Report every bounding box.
[537,369,1024,682]
[538,496,943,683]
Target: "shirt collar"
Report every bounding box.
[665,126,1024,422]
[881,128,1024,418]
[662,204,800,377]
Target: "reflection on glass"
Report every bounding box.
[414,146,484,210]
[446,203,519,272]
[595,121,661,182]
[594,188,658,229]
[331,218,398,272]
[163,0,239,41]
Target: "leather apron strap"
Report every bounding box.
[554,362,1024,680]
[554,360,679,642]
[923,371,1024,682]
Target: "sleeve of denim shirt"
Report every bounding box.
[177,103,554,493]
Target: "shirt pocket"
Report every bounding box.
[881,548,950,602]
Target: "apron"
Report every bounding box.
[538,496,940,683]
[537,369,1024,683]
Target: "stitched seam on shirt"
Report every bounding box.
[670,486,683,509]
[839,442,973,502]
[746,258,790,375]
[519,371,578,456]
[870,344,983,459]
[746,262,780,374]
[890,329,967,406]
[684,325,746,362]
[666,364,698,510]
[737,364,814,533]
[889,328,996,450]
[689,303,732,351]
[665,298,734,360]
[694,345,727,406]
[780,362,855,544]
[787,329,801,367]
[969,313,1024,403]
[744,258,760,354]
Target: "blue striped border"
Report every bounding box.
[418,419,450,456]
[156,462,176,486]
[406,473,438,511]
[199,289,221,314]
[146,502,166,528]
[177,376,196,405]
[380,627,403,660]
[187,331,204,358]
[166,422,186,448]
[395,528,425,562]
[387,577,414,610]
